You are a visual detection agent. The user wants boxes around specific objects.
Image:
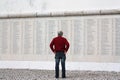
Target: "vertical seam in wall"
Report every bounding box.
[97,18,99,56]
[112,18,114,56]
[83,18,86,56]
[33,19,34,54]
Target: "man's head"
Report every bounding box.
[58,31,63,36]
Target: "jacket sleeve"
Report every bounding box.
[50,39,55,52]
[65,39,70,52]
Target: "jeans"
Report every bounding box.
[55,51,66,78]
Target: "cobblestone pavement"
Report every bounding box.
[0,69,120,80]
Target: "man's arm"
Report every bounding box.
[50,39,55,53]
[65,39,70,52]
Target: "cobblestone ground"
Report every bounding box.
[0,69,120,80]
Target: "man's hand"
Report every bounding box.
[64,51,67,54]
[54,51,56,54]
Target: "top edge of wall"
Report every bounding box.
[0,9,120,18]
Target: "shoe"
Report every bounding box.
[62,76,66,78]
[55,77,59,78]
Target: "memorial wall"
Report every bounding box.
[0,12,120,62]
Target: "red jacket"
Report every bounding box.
[50,36,70,53]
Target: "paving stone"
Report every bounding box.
[0,69,120,80]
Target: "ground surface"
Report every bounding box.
[0,69,120,80]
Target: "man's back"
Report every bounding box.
[50,36,69,53]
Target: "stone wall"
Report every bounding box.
[0,10,120,62]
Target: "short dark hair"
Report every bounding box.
[58,31,63,36]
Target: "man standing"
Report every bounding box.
[50,31,70,78]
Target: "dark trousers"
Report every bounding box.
[55,51,66,78]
